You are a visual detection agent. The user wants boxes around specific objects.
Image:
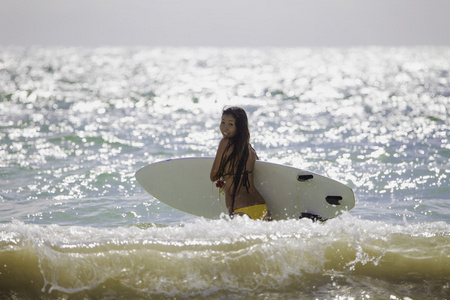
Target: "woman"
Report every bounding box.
[210,107,272,220]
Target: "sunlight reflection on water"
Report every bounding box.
[0,46,449,225]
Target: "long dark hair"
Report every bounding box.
[216,107,251,213]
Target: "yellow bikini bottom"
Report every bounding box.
[234,204,268,220]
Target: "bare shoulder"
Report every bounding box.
[248,143,259,161]
[218,138,230,148]
[246,144,258,173]
[218,138,232,154]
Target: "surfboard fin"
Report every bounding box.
[326,196,343,205]
[297,174,313,182]
[299,212,325,222]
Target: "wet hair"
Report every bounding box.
[217,107,251,213]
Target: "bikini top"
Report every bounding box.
[226,169,251,192]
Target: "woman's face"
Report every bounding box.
[220,114,237,139]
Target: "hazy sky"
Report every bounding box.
[1,0,450,47]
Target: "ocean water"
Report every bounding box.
[0,46,449,299]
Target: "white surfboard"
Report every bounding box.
[135,157,355,221]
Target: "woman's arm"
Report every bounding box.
[210,138,229,181]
